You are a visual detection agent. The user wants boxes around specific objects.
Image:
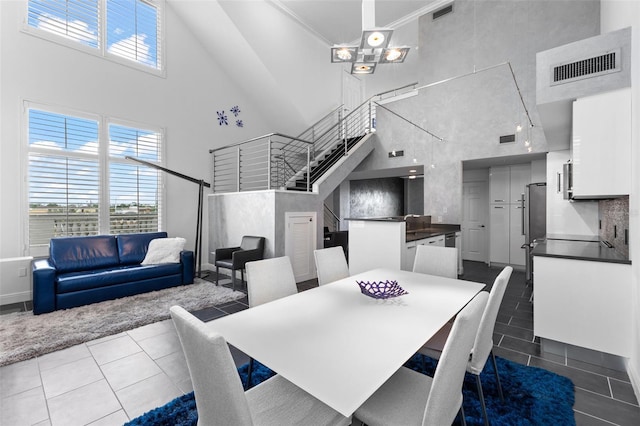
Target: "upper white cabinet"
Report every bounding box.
[572,88,631,198]
[489,166,510,203]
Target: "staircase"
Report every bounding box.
[287,135,366,191]
[208,82,417,195]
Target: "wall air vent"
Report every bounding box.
[433,4,453,20]
[499,134,516,144]
[551,49,620,86]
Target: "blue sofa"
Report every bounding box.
[32,232,194,314]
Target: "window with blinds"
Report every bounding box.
[28,110,101,246]
[108,124,162,233]
[27,107,164,250]
[107,0,161,69]
[27,0,100,49]
[26,0,162,71]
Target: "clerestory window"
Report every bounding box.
[26,0,163,72]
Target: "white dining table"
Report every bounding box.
[205,267,485,417]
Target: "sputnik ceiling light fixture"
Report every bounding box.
[331,0,410,74]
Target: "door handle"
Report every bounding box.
[521,196,525,236]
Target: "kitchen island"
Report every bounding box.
[346,216,461,275]
[532,236,631,359]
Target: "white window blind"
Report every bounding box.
[28,0,100,49]
[108,124,162,233]
[28,110,101,246]
[107,0,161,69]
[26,0,162,71]
[27,107,164,250]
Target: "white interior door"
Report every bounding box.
[285,212,317,282]
[462,181,488,262]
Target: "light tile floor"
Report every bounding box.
[1,263,639,425]
[0,275,249,426]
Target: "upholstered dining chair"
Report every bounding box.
[214,236,265,291]
[419,266,513,426]
[412,245,458,279]
[244,256,298,388]
[170,306,350,426]
[314,246,350,286]
[353,291,488,426]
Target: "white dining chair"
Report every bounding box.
[244,256,298,388]
[412,245,458,278]
[314,246,350,286]
[419,266,513,426]
[352,291,488,426]
[170,306,350,426]
[246,256,298,307]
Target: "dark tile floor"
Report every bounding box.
[2,262,638,425]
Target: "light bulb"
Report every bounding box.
[367,32,385,47]
[385,49,402,61]
[412,158,417,163]
[524,140,530,147]
[516,124,523,133]
[430,163,436,169]
[336,48,352,61]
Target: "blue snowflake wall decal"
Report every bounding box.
[217,111,228,126]
[230,105,241,117]
[236,120,244,128]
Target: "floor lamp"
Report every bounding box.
[125,156,211,278]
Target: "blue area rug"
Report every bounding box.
[125,354,575,426]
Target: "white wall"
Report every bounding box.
[601,0,640,401]
[0,1,278,293]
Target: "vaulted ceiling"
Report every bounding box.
[168,1,446,133]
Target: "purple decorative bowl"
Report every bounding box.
[356,280,408,299]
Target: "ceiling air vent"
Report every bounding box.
[433,4,453,20]
[499,134,516,144]
[551,49,621,86]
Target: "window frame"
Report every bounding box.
[23,102,166,257]
[22,0,166,77]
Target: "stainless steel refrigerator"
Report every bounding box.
[523,183,547,283]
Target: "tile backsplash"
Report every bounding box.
[599,196,629,258]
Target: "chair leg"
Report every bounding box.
[475,375,490,426]
[241,269,245,291]
[490,350,504,402]
[215,266,219,285]
[231,270,236,291]
[459,404,467,426]
[245,357,254,390]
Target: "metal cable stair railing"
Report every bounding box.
[209,83,418,194]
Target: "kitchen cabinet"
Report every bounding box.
[489,205,509,264]
[533,255,631,357]
[489,164,530,266]
[572,87,631,198]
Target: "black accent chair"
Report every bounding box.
[214,236,265,291]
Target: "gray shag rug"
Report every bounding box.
[0,279,244,367]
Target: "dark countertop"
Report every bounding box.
[344,217,460,242]
[406,225,461,242]
[532,239,631,264]
[345,217,405,222]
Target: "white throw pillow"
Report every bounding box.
[141,237,187,265]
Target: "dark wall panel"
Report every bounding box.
[350,178,404,218]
